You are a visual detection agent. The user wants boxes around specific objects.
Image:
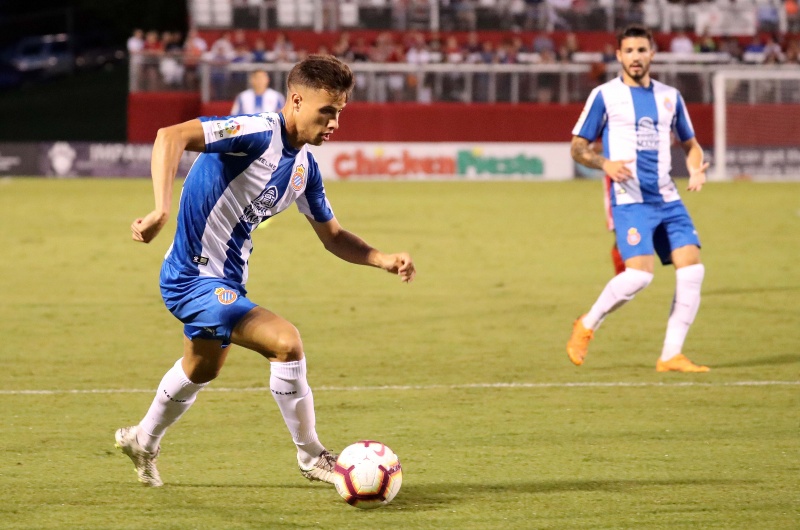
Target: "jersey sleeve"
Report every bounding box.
[200,115,272,155]
[672,93,695,142]
[296,152,334,223]
[572,87,607,141]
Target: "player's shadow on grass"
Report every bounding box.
[704,285,800,296]
[390,478,752,510]
[711,352,799,369]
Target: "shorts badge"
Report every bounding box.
[627,227,641,246]
[215,287,238,305]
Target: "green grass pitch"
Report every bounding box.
[0,178,798,529]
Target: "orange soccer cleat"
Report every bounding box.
[566,315,594,366]
[656,354,710,373]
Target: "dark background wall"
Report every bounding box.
[0,0,188,141]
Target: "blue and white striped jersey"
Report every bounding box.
[164,112,334,285]
[572,77,695,205]
[231,88,285,114]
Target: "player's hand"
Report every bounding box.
[687,162,709,192]
[602,159,634,182]
[381,252,416,283]
[131,210,169,243]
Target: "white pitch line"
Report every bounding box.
[0,380,798,395]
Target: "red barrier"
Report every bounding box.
[127,92,202,143]
[130,93,713,145]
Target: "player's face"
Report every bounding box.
[250,71,269,93]
[291,87,347,146]
[617,36,654,84]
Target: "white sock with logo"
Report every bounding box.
[270,358,325,467]
[582,268,654,330]
[138,358,207,453]
[661,264,705,361]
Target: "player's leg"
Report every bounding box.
[653,201,708,372]
[567,205,656,366]
[115,336,226,487]
[116,269,254,486]
[230,307,336,483]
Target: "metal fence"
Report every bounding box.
[129,53,783,105]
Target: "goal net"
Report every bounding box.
[713,69,800,181]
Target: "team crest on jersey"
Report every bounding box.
[242,185,279,224]
[214,287,238,305]
[291,165,305,191]
[663,97,674,112]
[627,227,641,246]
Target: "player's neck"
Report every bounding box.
[621,74,651,88]
[280,111,305,150]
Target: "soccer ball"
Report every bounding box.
[332,440,403,509]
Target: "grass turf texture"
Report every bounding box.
[0,178,798,529]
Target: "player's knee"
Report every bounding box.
[185,359,223,384]
[271,326,304,362]
[624,268,654,294]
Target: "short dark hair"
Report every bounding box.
[617,24,654,49]
[287,54,354,98]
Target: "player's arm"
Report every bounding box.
[131,119,205,243]
[305,216,416,283]
[571,135,633,182]
[681,137,709,192]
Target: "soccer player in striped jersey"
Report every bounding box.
[567,25,710,373]
[231,69,286,114]
[115,55,415,487]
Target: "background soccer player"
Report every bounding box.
[116,55,416,487]
[566,25,710,373]
[231,69,286,114]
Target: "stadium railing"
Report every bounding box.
[129,53,767,105]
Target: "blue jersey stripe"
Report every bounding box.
[630,85,661,202]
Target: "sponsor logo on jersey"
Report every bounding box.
[192,255,209,265]
[257,157,277,171]
[291,165,305,190]
[242,185,279,223]
[627,227,641,245]
[663,97,674,112]
[636,117,659,151]
[214,287,238,305]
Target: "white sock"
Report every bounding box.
[138,358,207,453]
[661,264,705,361]
[583,268,654,330]
[270,358,325,466]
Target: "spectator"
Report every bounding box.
[160,32,185,87]
[141,30,164,91]
[718,36,743,62]
[763,34,784,63]
[351,36,371,62]
[744,35,765,54]
[524,0,548,30]
[558,31,580,62]
[183,30,207,91]
[788,0,800,32]
[251,38,269,63]
[670,30,695,54]
[601,42,616,63]
[694,28,717,53]
[532,32,555,55]
[784,38,800,63]
[332,32,353,62]
[272,32,295,62]
[453,0,477,31]
[463,31,483,62]
[127,29,144,54]
[231,69,285,114]
[209,32,236,61]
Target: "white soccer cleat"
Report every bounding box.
[114,425,163,487]
[298,450,338,484]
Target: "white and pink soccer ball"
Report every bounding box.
[332,440,403,509]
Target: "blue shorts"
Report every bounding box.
[160,260,257,347]
[612,201,700,266]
